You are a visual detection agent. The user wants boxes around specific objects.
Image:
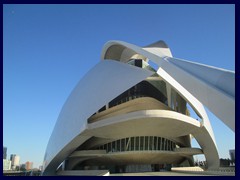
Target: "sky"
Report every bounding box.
[3,4,235,168]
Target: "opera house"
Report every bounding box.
[42,40,235,175]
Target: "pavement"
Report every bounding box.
[109,171,215,176]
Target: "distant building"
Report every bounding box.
[20,164,26,170]
[3,159,11,170]
[220,158,231,167]
[25,161,33,170]
[10,154,20,170]
[229,149,235,162]
[3,147,7,159]
[39,165,43,171]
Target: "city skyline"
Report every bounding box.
[3,4,235,168]
[3,148,37,171]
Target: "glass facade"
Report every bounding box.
[94,79,168,114]
[108,80,167,109]
[95,136,176,153]
[90,59,201,123]
[93,59,168,115]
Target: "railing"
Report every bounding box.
[3,170,41,176]
[109,94,147,108]
[96,136,176,153]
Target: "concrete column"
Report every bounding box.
[166,84,171,108]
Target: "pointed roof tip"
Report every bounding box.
[144,40,169,48]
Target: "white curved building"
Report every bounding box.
[42,40,235,175]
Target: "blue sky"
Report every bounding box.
[3,4,235,168]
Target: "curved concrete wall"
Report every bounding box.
[101,40,235,131]
[43,60,153,175]
[42,40,232,175]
